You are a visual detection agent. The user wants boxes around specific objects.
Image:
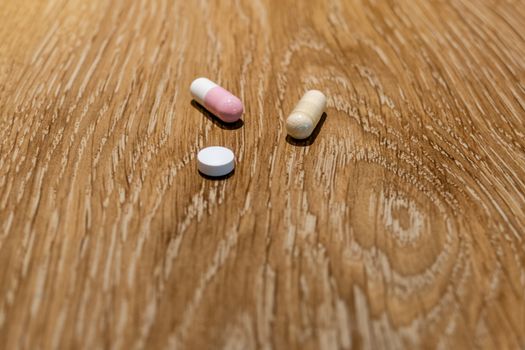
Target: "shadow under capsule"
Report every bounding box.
[191,100,244,130]
[198,169,235,181]
[286,112,327,147]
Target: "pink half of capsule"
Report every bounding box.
[190,77,243,123]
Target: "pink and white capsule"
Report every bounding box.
[190,78,243,123]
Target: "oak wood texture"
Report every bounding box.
[1,0,524,349]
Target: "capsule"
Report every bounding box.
[190,77,243,123]
[286,90,326,139]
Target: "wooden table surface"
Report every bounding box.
[1,0,524,349]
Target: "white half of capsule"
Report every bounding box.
[190,77,218,105]
[286,90,327,139]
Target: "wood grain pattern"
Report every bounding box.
[1,0,524,348]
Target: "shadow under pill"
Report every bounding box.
[198,169,235,181]
[286,112,327,147]
[191,100,244,130]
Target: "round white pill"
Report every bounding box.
[197,146,235,177]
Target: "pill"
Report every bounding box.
[191,77,243,123]
[197,146,235,177]
[286,90,327,139]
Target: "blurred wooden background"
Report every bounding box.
[1,0,524,349]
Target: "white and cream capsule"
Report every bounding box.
[286,90,327,139]
[190,77,243,123]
